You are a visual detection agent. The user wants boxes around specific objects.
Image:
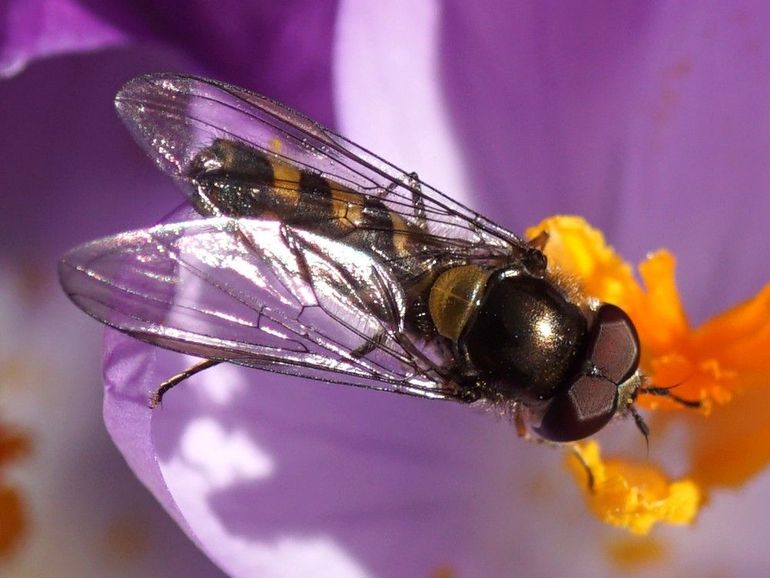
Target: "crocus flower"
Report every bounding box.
[6,2,770,578]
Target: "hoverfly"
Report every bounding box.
[59,73,668,443]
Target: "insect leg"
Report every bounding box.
[629,405,650,455]
[569,445,596,493]
[513,406,529,438]
[639,385,702,408]
[149,359,220,408]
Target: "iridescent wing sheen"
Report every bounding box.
[59,217,462,400]
[114,73,531,261]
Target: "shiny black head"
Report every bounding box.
[459,269,641,442]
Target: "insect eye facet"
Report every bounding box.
[535,375,619,441]
[585,303,640,384]
[462,272,587,401]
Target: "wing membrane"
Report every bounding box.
[114,73,529,258]
[59,217,460,399]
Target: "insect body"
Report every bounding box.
[59,74,645,442]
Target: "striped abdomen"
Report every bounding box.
[187,139,419,268]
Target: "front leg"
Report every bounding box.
[150,358,220,408]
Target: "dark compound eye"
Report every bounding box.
[585,303,640,384]
[535,375,619,442]
[462,272,587,401]
[534,304,640,442]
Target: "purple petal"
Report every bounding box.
[441,1,770,323]
[0,52,230,574]
[439,0,770,574]
[334,1,471,206]
[69,0,339,124]
[3,0,337,123]
[1,0,126,76]
[140,0,339,125]
[106,334,522,576]
[0,50,197,259]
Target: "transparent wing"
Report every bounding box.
[114,73,531,259]
[59,217,462,400]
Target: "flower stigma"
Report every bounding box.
[526,215,770,533]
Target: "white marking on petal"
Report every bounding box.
[161,450,372,578]
[179,417,274,489]
[196,360,248,405]
[334,0,472,206]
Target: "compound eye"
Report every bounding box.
[588,304,640,384]
[535,375,619,442]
